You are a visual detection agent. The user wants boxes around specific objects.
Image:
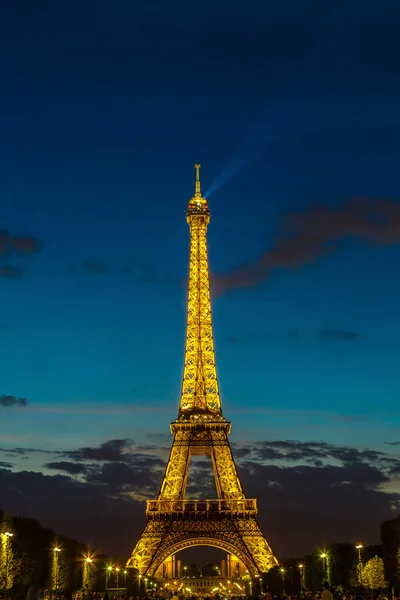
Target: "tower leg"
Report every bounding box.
[210,430,245,499]
[158,430,191,500]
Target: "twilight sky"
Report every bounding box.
[1,0,400,559]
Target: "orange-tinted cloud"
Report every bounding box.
[0,230,40,257]
[0,265,21,278]
[214,198,400,294]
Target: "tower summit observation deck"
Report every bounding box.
[126,166,277,578]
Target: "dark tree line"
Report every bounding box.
[0,509,91,600]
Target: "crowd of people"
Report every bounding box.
[73,583,391,600]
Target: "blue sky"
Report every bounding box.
[1,0,400,557]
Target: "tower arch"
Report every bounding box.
[147,537,257,578]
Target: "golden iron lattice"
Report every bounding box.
[126,166,277,577]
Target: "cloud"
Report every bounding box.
[0,265,22,278]
[83,260,112,274]
[214,197,400,294]
[0,229,40,278]
[317,328,362,341]
[64,439,133,462]
[0,230,40,257]
[45,461,88,475]
[0,461,13,469]
[0,395,28,407]
[1,436,399,558]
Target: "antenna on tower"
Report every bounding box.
[194,164,201,195]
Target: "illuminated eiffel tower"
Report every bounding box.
[126,165,277,580]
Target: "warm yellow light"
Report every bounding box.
[280,568,285,573]
[54,547,61,552]
[320,553,327,558]
[86,557,93,563]
[299,564,304,568]
[356,544,363,549]
[4,531,13,538]
[124,570,127,574]
[115,567,120,572]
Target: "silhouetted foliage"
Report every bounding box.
[381,515,400,587]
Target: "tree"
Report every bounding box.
[381,516,400,586]
[362,556,386,593]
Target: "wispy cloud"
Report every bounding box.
[317,328,362,341]
[0,395,28,408]
[214,197,400,294]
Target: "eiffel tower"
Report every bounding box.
[126,165,277,579]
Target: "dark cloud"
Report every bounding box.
[45,461,88,475]
[250,440,396,469]
[0,447,54,455]
[317,328,362,341]
[83,260,112,275]
[214,197,400,294]
[0,265,22,278]
[238,460,396,556]
[0,230,40,257]
[0,461,13,469]
[64,439,133,462]
[0,395,28,407]
[1,437,399,558]
[86,454,164,491]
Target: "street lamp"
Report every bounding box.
[356,544,363,587]
[124,570,127,589]
[106,566,113,590]
[280,567,286,593]
[298,564,305,592]
[115,567,120,589]
[320,553,329,583]
[3,532,13,600]
[53,547,61,598]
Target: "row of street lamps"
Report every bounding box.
[279,543,365,590]
[106,565,129,589]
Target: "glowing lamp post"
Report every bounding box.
[106,566,112,590]
[84,557,93,592]
[298,564,305,592]
[115,567,120,589]
[3,532,13,600]
[124,570,127,589]
[280,567,286,593]
[356,544,363,587]
[320,553,330,584]
[53,547,61,598]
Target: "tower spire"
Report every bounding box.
[194,163,201,195]
[181,164,219,416]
